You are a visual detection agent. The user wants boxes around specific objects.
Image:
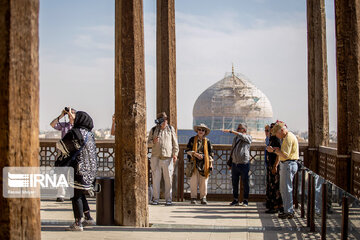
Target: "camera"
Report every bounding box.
[64,107,69,112]
[155,117,165,125]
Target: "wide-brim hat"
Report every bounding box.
[193,123,210,136]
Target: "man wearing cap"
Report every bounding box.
[148,112,179,206]
[223,123,252,207]
[186,123,214,205]
[266,121,299,219]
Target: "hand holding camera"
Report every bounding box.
[155,117,165,125]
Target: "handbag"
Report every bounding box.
[185,160,195,178]
[55,133,89,167]
[227,138,242,168]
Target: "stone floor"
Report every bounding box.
[41,199,352,240]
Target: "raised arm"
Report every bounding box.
[50,110,66,129]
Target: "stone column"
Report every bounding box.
[114,0,149,227]
[156,0,177,129]
[335,0,360,190]
[306,0,329,172]
[0,0,40,239]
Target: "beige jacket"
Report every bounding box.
[148,125,179,158]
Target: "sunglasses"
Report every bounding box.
[198,129,206,132]
[265,130,269,132]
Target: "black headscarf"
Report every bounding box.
[70,111,94,146]
[74,111,94,131]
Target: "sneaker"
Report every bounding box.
[56,197,64,202]
[165,200,172,206]
[201,198,208,205]
[82,217,96,226]
[191,198,197,204]
[242,200,248,207]
[151,200,159,205]
[229,199,239,206]
[278,212,287,218]
[65,222,83,231]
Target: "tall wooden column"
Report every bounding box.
[114,0,149,227]
[156,0,177,128]
[335,0,360,190]
[0,0,40,239]
[307,0,329,172]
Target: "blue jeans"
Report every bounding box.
[280,161,298,214]
[231,163,250,200]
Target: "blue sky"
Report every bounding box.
[39,0,337,132]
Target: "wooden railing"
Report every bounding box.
[318,146,360,199]
[39,139,307,201]
[318,146,337,184]
[351,151,360,198]
[40,139,360,238]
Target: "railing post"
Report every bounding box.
[341,196,349,240]
[178,148,184,202]
[310,174,316,232]
[294,171,299,209]
[321,182,327,239]
[307,171,311,226]
[301,169,305,218]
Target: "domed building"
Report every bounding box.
[193,70,273,140]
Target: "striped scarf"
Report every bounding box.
[191,136,210,178]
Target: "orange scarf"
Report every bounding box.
[191,136,210,178]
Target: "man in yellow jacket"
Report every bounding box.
[267,121,299,219]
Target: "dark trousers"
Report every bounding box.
[231,163,250,200]
[71,188,90,220]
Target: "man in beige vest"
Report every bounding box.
[148,112,179,206]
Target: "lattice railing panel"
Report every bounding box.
[40,139,308,198]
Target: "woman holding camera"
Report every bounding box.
[50,107,76,138]
[56,111,98,231]
[50,107,76,202]
[186,123,214,205]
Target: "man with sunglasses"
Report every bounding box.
[223,123,252,207]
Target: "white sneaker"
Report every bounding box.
[151,200,159,205]
[165,200,172,206]
[82,218,96,226]
[65,222,83,231]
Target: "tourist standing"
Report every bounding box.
[223,123,252,207]
[50,107,76,202]
[267,121,298,219]
[186,123,214,205]
[56,111,97,231]
[265,123,283,213]
[148,112,179,206]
